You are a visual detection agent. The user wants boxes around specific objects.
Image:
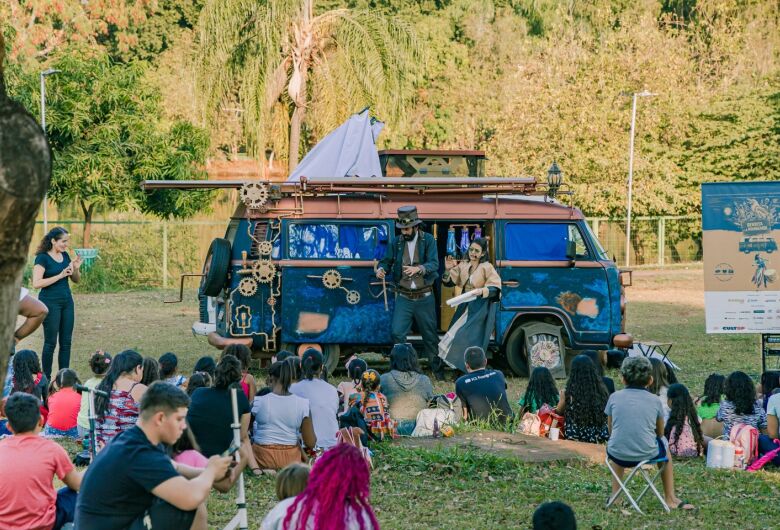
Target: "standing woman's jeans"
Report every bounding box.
[39,295,74,378]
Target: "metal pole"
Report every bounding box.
[625,93,637,268]
[162,222,169,288]
[40,73,48,233]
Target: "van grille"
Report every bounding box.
[249,223,268,258]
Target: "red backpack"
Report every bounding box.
[729,423,759,466]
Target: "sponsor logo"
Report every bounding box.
[721,326,746,330]
[714,263,735,281]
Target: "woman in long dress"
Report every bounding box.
[438,238,501,373]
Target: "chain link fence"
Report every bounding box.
[28,215,702,290]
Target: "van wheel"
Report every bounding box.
[505,327,529,377]
[200,238,231,297]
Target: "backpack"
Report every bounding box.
[431,392,462,422]
[729,423,759,466]
[518,412,544,436]
[411,408,455,437]
[336,427,373,470]
[361,392,398,441]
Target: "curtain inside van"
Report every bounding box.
[505,223,568,260]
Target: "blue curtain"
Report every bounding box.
[505,223,568,260]
[289,223,387,259]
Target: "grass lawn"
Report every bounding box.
[20,266,779,529]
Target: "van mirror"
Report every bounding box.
[565,241,577,260]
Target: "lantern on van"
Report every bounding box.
[546,161,563,199]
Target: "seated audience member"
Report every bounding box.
[160,352,187,387]
[649,358,671,420]
[338,356,367,414]
[380,344,433,435]
[532,501,577,530]
[696,373,724,438]
[758,391,780,466]
[192,356,216,379]
[171,426,247,492]
[556,355,609,443]
[77,351,112,437]
[605,356,693,510]
[455,346,513,424]
[13,288,48,345]
[716,371,767,437]
[582,350,615,395]
[273,350,295,364]
[269,444,379,530]
[94,350,147,449]
[261,463,311,530]
[141,357,161,386]
[187,356,254,459]
[75,382,233,530]
[665,383,706,458]
[44,368,82,438]
[252,360,316,471]
[359,369,396,439]
[221,344,257,400]
[186,371,212,396]
[290,349,339,449]
[11,349,49,407]
[519,366,559,414]
[0,393,82,530]
[759,370,780,411]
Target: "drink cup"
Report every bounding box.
[549,427,560,441]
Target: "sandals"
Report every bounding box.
[671,499,695,511]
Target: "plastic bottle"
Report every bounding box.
[446,227,457,257]
[459,227,470,257]
[473,226,482,240]
[734,447,744,470]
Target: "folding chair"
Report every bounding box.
[605,454,670,514]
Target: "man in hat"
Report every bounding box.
[376,206,444,380]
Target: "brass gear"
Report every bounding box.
[346,290,361,305]
[322,269,342,289]
[240,182,269,209]
[267,296,276,306]
[252,259,276,284]
[258,241,273,256]
[238,278,258,297]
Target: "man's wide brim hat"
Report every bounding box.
[396,205,423,228]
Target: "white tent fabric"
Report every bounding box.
[286,108,384,181]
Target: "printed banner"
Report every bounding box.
[702,182,780,333]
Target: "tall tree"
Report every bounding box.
[197,0,422,170]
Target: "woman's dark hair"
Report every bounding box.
[665,383,705,456]
[521,367,559,412]
[288,357,302,382]
[269,360,294,393]
[214,356,242,390]
[470,237,490,263]
[275,350,294,362]
[193,356,216,378]
[89,350,112,376]
[187,372,212,396]
[12,350,43,398]
[347,358,368,382]
[222,344,252,371]
[389,343,421,373]
[158,352,178,379]
[95,350,143,417]
[141,358,161,386]
[35,227,68,255]
[361,369,381,392]
[563,355,609,429]
[724,371,757,415]
[50,368,80,395]
[648,358,670,395]
[581,350,603,376]
[171,426,200,455]
[761,371,780,395]
[701,373,725,406]
[301,349,323,381]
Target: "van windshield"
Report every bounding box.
[504,223,591,260]
[288,223,388,259]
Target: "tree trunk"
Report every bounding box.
[288,103,306,171]
[81,201,95,248]
[0,36,52,381]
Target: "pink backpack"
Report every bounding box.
[729,423,759,466]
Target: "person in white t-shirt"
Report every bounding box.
[290,350,339,449]
[252,359,315,470]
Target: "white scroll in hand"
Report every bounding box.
[446,288,481,307]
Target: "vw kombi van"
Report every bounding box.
[146,150,631,375]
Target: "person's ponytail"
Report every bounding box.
[95,350,142,417]
[270,360,294,393]
[301,349,323,381]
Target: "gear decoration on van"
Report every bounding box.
[240,182,269,209]
[322,269,342,289]
[237,277,258,297]
[257,240,274,256]
[346,290,361,305]
[306,269,362,306]
[252,259,276,283]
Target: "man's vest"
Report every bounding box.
[399,237,424,290]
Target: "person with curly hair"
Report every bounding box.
[273,444,379,530]
[519,367,559,414]
[221,344,256,400]
[605,356,694,510]
[555,355,609,443]
[696,373,725,439]
[716,371,767,437]
[664,383,707,457]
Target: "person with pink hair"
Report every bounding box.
[266,444,379,530]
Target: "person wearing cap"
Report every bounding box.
[376,206,444,380]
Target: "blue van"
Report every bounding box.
[149,150,631,375]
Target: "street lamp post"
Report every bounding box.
[40,68,61,233]
[623,90,656,268]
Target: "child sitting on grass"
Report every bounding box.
[519,366,559,414]
[665,383,706,458]
[716,371,766,437]
[605,356,694,510]
[359,369,396,440]
[338,357,367,415]
[261,463,311,530]
[222,344,257,400]
[159,352,187,387]
[44,368,82,438]
[77,351,111,437]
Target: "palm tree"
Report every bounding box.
[197,0,422,170]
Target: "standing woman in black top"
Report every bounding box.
[32,227,82,378]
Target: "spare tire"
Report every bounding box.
[199,238,231,297]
